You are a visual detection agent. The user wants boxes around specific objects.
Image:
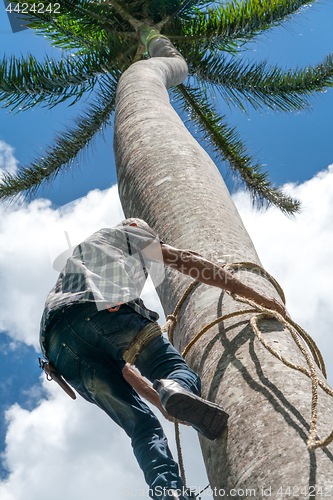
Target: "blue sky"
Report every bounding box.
[0,2,333,499]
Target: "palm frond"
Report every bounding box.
[156,0,213,27]
[14,0,132,52]
[101,0,195,24]
[185,50,333,112]
[164,0,317,50]
[171,83,300,214]
[0,30,138,112]
[0,74,120,201]
[149,0,199,23]
[0,52,104,111]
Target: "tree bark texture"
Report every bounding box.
[113,38,333,498]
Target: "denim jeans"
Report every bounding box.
[45,302,201,499]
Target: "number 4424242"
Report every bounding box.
[5,3,60,14]
[276,486,333,496]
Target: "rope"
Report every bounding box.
[163,262,333,453]
[162,280,200,344]
[224,261,286,305]
[174,419,187,487]
[232,294,332,449]
[123,321,162,365]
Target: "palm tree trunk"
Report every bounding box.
[114,37,333,497]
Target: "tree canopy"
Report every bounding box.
[1,0,332,213]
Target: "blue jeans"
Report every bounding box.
[44,302,201,499]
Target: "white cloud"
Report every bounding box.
[0,141,18,177]
[0,380,145,500]
[0,163,333,499]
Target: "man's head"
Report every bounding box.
[116,218,157,237]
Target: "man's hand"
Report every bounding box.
[259,296,286,318]
[238,287,286,318]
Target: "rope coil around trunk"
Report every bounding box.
[162,262,333,451]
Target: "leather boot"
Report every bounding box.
[153,379,228,440]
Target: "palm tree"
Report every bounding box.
[1,0,333,494]
[114,30,333,495]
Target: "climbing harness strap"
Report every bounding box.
[123,321,162,365]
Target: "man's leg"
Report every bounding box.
[44,304,189,500]
[135,334,228,440]
[135,334,201,395]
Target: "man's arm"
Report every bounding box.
[142,242,285,316]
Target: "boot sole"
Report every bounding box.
[165,392,229,440]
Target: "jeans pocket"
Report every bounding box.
[54,341,81,386]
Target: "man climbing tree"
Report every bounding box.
[39,217,285,500]
[2,0,333,495]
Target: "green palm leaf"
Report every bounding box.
[0,30,138,112]
[164,0,316,50]
[149,0,204,23]
[0,74,119,201]
[12,0,129,52]
[0,52,106,111]
[185,50,333,112]
[171,83,300,213]
[154,0,212,26]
